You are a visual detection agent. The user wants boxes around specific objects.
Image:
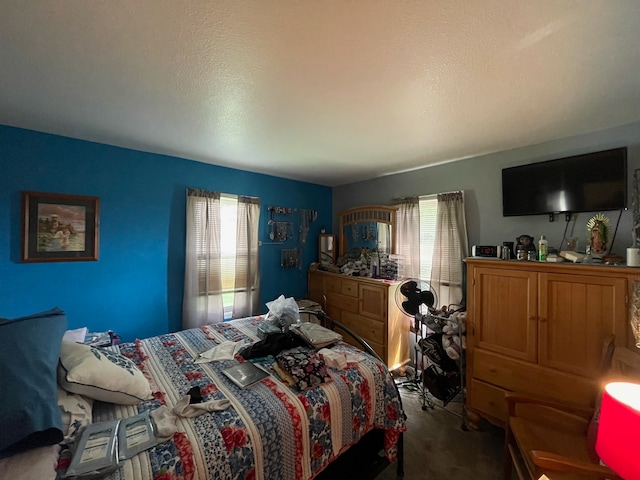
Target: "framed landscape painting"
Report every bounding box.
[22,191,100,262]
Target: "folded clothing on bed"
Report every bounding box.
[289,322,342,348]
[317,348,347,369]
[195,340,245,363]
[272,363,297,387]
[320,348,367,366]
[275,347,332,390]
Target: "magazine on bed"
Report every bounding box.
[223,361,270,389]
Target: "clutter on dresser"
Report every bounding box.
[337,249,399,280]
[515,234,536,260]
[471,245,501,258]
[538,235,548,261]
[502,241,515,259]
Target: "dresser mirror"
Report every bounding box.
[319,233,336,265]
[338,205,397,257]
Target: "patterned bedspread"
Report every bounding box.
[93,316,406,480]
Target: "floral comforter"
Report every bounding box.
[93,316,406,480]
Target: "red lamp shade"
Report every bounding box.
[596,382,640,479]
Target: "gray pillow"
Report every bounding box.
[0,308,67,457]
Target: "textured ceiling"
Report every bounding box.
[1,1,640,186]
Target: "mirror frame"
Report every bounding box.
[319,233,336,265]
[338,205,397,257]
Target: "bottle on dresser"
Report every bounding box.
[538,235,548,262]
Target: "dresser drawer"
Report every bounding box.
[472,349,597,408]
[342,311,385,344]
[325,292,358,314]
[341,278,358,297]
[467,378,508,425]
[325,276,343,294]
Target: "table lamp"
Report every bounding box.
[596,382,640,479]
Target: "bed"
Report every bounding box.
[0,308,406,480]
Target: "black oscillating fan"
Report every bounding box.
[396,279,437,316]
[394,278,438,392]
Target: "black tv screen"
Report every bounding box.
[502,147,627,216]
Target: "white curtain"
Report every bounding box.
[394,197,421,279]
[182,189,223,329]
[430,191,470,307]
[232,196,261,319]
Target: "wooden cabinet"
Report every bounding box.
[465,259,636,427]
[307,269,410,369]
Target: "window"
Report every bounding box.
[183,189,260,329]
[396,191,468,308]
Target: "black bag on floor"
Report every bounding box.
[422,364,460,402]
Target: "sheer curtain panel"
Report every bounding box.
[394,197,421,279]
[430,191,469,307]
[183,189,223,329]
[232,196,261,319]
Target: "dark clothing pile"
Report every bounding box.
[239,332,307,359]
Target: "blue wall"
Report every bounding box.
[0,125,332,341]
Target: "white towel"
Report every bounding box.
[171,395,231,418]
[149,406,178,443]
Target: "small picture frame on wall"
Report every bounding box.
[22,191,100,262]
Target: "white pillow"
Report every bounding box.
[58,341,152,405]
[57,387,93,444]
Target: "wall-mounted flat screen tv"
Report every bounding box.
[502,147,627,217]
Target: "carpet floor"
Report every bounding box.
[378,384,505,480]
[315,377,505,479]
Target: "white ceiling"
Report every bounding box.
[1,1,640,187]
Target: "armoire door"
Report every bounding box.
[538,272,627,378]
[471,267,538,362]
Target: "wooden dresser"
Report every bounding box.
[307,269,410,369]
[465,258,639,428]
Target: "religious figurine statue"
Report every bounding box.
[587,213,610,257]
